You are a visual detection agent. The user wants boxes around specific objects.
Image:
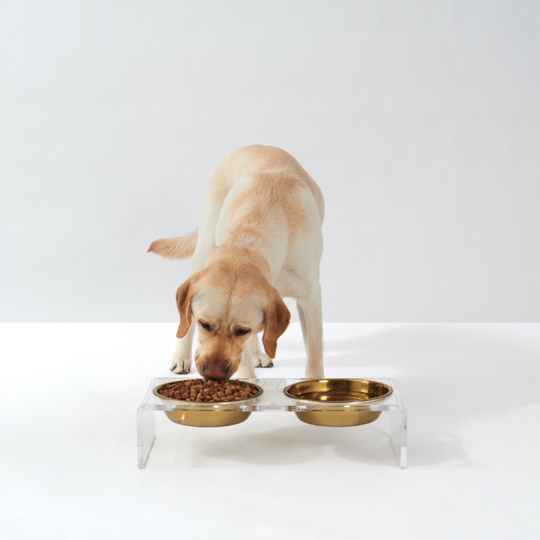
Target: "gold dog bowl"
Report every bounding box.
[284,379,393,427]
[152,381,264,428]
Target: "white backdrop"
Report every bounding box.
[1,0,539,322]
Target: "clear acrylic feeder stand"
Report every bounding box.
[137,377,408,469]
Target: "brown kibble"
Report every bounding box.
[157,379,259,403]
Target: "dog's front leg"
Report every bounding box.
[297,285,324,379]
[170,245,211,374]
[248,333,273,368]
[235,344,256,379]
[170,321,195,374]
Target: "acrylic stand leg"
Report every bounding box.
[137,405,156,469]
[389,407,408,468]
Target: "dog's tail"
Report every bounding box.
[147,227,199,260]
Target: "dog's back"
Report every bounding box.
[148,146,324,264]
[210,145,324,224]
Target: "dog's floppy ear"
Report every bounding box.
[175,269,208,338]
[175,278,193,339]
[262,287,291,359]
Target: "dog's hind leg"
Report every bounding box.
[297,284,324,379]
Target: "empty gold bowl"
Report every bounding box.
[284,379,393,427]
[152,380,263,428]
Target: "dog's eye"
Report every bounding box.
[235,328,250,337]
[199,321,212,331]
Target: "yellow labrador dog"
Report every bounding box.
[149,145,324,380]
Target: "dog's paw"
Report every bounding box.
[170,356,192,374]
[252,351,273,368]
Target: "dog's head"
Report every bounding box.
[175,250,290,380]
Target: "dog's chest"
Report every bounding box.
[273,266,311,298]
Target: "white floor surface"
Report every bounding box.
[1,323,539,539]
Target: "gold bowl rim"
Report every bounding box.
[283,378,393,405]
[152,379,264,406]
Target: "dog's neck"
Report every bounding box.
[209,240,273,282]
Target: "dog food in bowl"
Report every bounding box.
[153,379,263,427]
[157,379,260,403]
